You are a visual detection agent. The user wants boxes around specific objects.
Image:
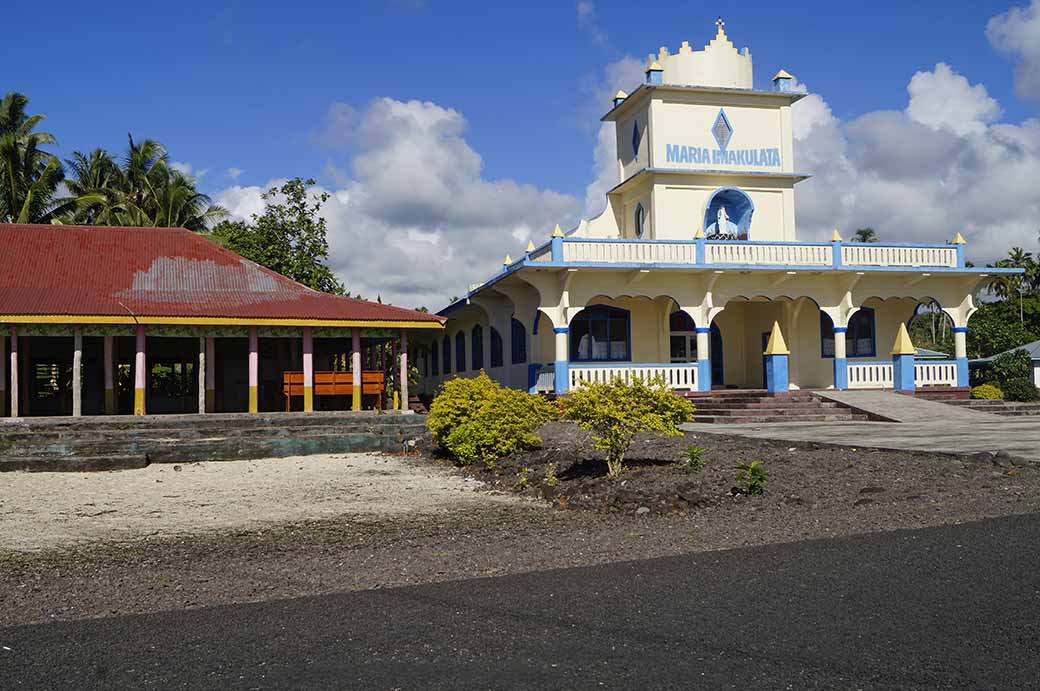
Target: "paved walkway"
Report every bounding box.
[684,391,1040,461]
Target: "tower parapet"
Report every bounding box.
[647,17,753,89]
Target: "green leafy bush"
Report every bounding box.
[970,383,1004,400]
[560,376,695,480]
[1003,377,1039,402]
[992,350,1032,386]
[427,372,558,465]
[735,460,767,496]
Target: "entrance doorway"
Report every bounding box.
[669,311,724,387]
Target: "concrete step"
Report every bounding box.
[0,454,149,472]
[690,401,840,411]
[692,413,866,424]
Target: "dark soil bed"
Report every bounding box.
[429,422,1038,518]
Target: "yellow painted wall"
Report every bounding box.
[652,177,795,241]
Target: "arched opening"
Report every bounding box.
[668,310,724,386]
[704,187,754,239]
[569,305,631,362]
[907,299,955,358]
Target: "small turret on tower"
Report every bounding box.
[772,69,795,92]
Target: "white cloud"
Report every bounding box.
[170,161,208,180]
[227,167,243,180]
[906,62,1001,135]
[987,0,1040,102]
[215,99,579,308]
[793,62,1040,264]
[576,1,608,48]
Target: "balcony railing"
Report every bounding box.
[847,360,959,389]
[534,363,699,393]
[545,238,962,270]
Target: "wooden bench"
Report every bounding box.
[282,371,384,411]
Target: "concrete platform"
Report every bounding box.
[815,390,1001,423]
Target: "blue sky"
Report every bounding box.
[7,0,1029,197]
[5,1,1040,305]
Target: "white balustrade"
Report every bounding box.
[562,241,696,264]
[705,242,831,266]
[847,362,894,389]
[568,364,698,391]
[535,367,556,393]
[914,361,959,387]
[841,244,956,268]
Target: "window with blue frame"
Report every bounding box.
[490,327,504,368]
[455,331,466,373]
[431,344,439,376]
[569,305,631,362]
[511,318,527,364]
[442,336,451,375]
[821,308,876,358]
[471,325,483,371]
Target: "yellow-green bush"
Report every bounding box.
[560,376,695,480]
[427,372,558,465]
[970,383,1003,400]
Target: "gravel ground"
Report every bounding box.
[2,422,1038,627]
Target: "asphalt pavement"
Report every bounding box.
[4,514,1040,690]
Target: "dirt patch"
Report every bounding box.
[434,422,1039,519]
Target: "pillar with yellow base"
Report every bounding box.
[351,327,362,411]
[399,329,409,411]
[72,327,83,417]
[9,326,18,417]
[0,325,6,416]
[133,325,146,415]
[205,337,216,412]
[302,326,314,412]
[248,326,259,413]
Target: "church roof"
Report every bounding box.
[0,224,442,327]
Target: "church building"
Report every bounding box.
[418,20,1018,396]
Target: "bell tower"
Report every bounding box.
[581,19,810,243]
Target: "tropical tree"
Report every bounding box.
[0,91,72,223]
[852,227,879,243]
[209,177,345,294]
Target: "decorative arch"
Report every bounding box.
[704,187,755,238]
[569,304,631,362]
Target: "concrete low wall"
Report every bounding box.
[0,411,430,472]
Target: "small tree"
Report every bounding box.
[560,377,695,480]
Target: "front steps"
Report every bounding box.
[682,390,869,424]
[941,399,1040,417]
[0,411,430,472]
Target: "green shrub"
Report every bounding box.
[1003,377,1039,402]
[970,383,1004,400]
[427,372,557,465]
[735,460,767,496]
[560,376,695,480]
[992,350,1032,387]
[680,445,708,473]
[544,462,559,488]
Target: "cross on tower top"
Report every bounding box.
[716,16,725,32]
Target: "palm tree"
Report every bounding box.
[0,92,72,223]
[853,227,879,243]
[63,149,123,224]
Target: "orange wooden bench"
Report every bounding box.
[282,371,385,411]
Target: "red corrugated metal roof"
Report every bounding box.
[0,224,442,324]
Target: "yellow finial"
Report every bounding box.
[831,229,842,241]
[613,90,628,100]
[890,323,915,356]
[647,60,663,71]
[951,232,967,245]
[552,224,564,238]
[773,69,795,80]
[504,254,512,265]
[693,228,705,239]
[526,240,536,252]
[763,322,790,355]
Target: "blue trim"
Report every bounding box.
[953,326,968,333]
[831,241,842,268]
[956,357,969,387]
[553,327,569,334]
[553,360,569,394]
[833,357,848,389]
[570,361,697,368]
[704,187,755,236]
[695,327,710,334]
[697,358,712,391]
[646,68,663,86]
[765,353,789,393]
[893,353,915,391]
[695,235,706,263]
[711,108,734,152]
[956,243,965,268]
[833,326,848,333]
[527,363,541,393]
[550,236,564,262]
[568,304,632,362]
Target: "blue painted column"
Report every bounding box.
[695,326,712,391]
[553,326,570,394]
[527,363,542,394]
[891,323,916,392]
[763,322,790,393]
[833,326,848,389]
[953,326,969,387]
[694,230,706,265]
[550,225,564,262]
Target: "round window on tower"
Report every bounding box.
[634,204,645,239]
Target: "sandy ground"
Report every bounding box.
[0,454,516,552]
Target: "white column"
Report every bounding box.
[248,326,259,413]
[198,337,206,414]
[205,337,216,412]
[302,327,314,412]
[696,328,711,391]
[954,330,967,360]
[399,329,409,411]
[9,327,18,417]
[72,327,83,417]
